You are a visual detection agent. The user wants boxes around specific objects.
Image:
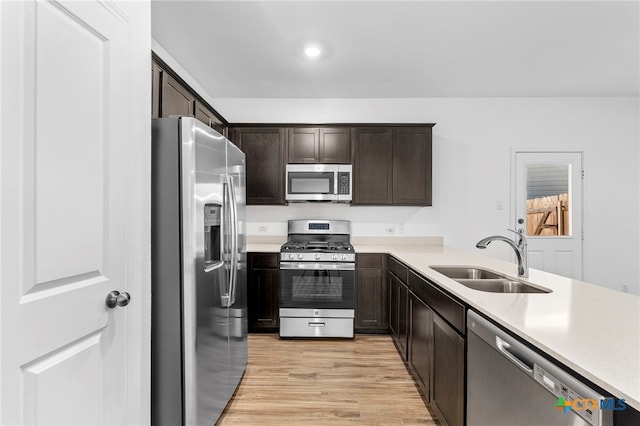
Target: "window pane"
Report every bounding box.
[525,164,570,236]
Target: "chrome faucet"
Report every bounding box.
[476,229,529,278]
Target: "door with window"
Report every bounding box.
[514,152,583,279]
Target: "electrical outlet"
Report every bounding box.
[385,225,396,234]
[399,224,406,234]
[258,225,268,233]
[496,200,504,211]
[622,283,629,293]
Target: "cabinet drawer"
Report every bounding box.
[249,253,279,269]
[356,253,384,269]
[408,270,465,335]
[280,317,354,338]
[388,256,408,283]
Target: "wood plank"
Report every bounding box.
[218,334,439,425]
[526,207,556,214]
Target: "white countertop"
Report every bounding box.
[246,239,640,410]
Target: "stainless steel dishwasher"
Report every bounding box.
[467,310,613,426]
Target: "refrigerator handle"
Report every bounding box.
[228,175,239,306]
[219,178,232,308]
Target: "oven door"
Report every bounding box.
[279,262,355,309]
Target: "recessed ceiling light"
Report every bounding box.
[304,45,321,58]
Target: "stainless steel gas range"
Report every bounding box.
[279,220,355,338]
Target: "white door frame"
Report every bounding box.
[511,148,584,279]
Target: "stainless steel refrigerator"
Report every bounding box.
[151,117,247,426]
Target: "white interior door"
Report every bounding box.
[514,151,583,280]
[0,1,150,425]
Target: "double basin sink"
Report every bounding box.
[430,266,552,294]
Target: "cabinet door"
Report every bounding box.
[193,101,226,135]
[233,128,286,205]
[248,254,280,332]
[288,128,319,163]
[389,273,408,359]
[194,100,214,127]
[160,74,194,117]
[409,294,433,400]
[353,127,393,204]
[393,127,432,205]
[151,62,162,119]
[320,128,351,163]
[355,254,388,332]
[432,313,465,426]
[389,273,399,337]
[398,278,408,357]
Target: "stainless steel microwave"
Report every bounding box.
[285,164,352,202]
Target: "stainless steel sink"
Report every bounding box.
[429,266,503,280]
[430,266,552,294]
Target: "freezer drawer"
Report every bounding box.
[280,316,354,338]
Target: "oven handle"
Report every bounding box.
[279,262,355,271]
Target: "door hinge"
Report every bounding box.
[581,169,585,179]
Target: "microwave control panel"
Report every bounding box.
[337,172,351,195]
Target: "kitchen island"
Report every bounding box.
[247,237,640,413]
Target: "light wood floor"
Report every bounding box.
[217,334,439,425]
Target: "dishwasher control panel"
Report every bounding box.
[534,364,601,426]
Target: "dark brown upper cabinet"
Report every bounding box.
[231,127,286,205]
[195,100,225,135]
[353,126,432,206]
[161,73,195,118]
[288,128,318,163]
[288,127,351,164]
[393,127,432,205]
[151,62,162,119]
[353,127,393,204]
[151,54,228,134]
[320,128,351,163]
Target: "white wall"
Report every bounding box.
[215,97,639,295]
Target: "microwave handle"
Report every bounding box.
[334,170,339,195]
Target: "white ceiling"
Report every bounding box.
[151,1,640,99]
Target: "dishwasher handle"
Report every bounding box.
[496,335,534,374]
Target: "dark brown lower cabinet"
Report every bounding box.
[355,254,388,333]
[431,313,465,426]
[408,293,433,399]
[388,272,408,360]
[247,253,280,332]
[389,257,467,426]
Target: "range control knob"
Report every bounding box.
[297,253,304,260]
[288,253,294,260]
[342,254,348,260]
[332,254,338,261]
[314,253,321,260]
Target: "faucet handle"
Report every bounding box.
[507,228,527,246]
